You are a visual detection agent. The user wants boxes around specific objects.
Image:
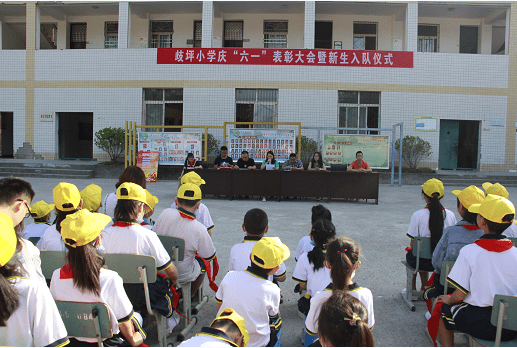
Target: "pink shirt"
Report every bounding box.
[349,160,370,170]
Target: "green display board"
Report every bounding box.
[323,134,390,169]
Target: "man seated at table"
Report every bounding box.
[214,146,234,169]
[347,151,372,172]
[234,151,256,170]
[282,153,304,171]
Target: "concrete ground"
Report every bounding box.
[19,176,507,347]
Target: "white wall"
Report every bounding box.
[0,51,25,80]
[418,17,483,54]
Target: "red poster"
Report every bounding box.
[137,151,159,183]
[157,48,413,68]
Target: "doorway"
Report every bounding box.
[439,120,479,170]
[460,26,478,54]
[0,112,13,158]
[58,112,93,159]
[315,21,332,49]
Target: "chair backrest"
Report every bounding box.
[509,238,517,247]
[103,254,157,284]
[491,294,517,330]
[55,301,112,346]
[412,237,432,259]
[440,261,455,286]
[157,235,185,262]
[28,237,41,245]
[40,250,67,280]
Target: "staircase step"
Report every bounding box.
[0,171,93,179]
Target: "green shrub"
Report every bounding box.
[94,127,125,163]
[202,133,221,156]
[300,135,318,163]
[395,135,432,169]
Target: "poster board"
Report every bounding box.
[137,151,159,183]
[228,129,296,163]
[323,134,390,169]
[138,132,202,165]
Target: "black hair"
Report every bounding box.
[250,261,274,274]
[65,241,105,296]
[456,198,478,225]
[307,219,336,272]
[243,208,268,235]
[289,153,297,158]
[241,150,249,155]
[424,190,445,253]
[311,204,332,224]
[176,197,200,208]
[266,151,276,164]
[114,199,142,223]
[318,291,374,347]
[356,151,363,156]
[221,146,228,151]
[55,208,80,232]
[326,236,361,291]
[211,319,242,342]
[0,260,21,326]
[187,153,194,159]
[115,166,147,190]
[310,152,324,168]
[484,214,515,234]
[0,177,35,207]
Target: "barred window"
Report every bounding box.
[353,22,377,50]
[418,24,439,52]
[194,21,202,48]
[224,21,243,47]
[264,21,288,48]
[236,89,278,128]
[143,89,183,132]
[104,22,118,49]
[151,21,173,48]
[338,91,380,134]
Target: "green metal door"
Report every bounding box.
[439,120,459,169]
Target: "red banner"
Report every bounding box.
[157,48,413,68]
[137,151,159,183]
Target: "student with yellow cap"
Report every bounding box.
[80,183,103,212]
[482,182,517,238]
[22,200,54,240]
[437,194,517,346]
[39,182,83,251]
[140,189,159,229]
[103,165,147,219]
[424,185,485,308]
[0,212,69,347]
[215,237,290,347]
[403,179,457,300]
[178,308,249,347]
[101,182,179,326]
[50,210,145,347]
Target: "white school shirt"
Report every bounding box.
[295,235,315,261]
[503,222,517,237]
[153,208,216,282]
[103,192,117,219]
[170,202,215,233]
[0,276,69,347]
[447,238,517,307]
[228,236,287,282]
[18,238,46,285]
[178,328,237,347]
[406,207,457,239]
[102,223,172,271]
[39,224,66,251]
[305,283,375,335]
[216,269,280,347]
[292,252,332,297]
[51,267,134,343]
[23,222,51,240]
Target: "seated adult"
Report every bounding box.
[214,146,234,169]
[347,151,372,172]
[178,153,203,182]
[260,151,280,171]
[234,150,256,170]
[282,153,304,171]
[308,151,327,171]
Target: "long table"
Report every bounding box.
[188,169,379,204]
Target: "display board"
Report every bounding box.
[138,132,202,165]
[136,151,159,183]
[228,129,296,162]
[323,134,390,169]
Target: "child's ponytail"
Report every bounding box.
[426,191,445,252]
[307,219,336,272]
[326,236,360,291]
[0,262,21,326]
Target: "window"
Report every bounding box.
[224,21,243,47]
[338,91,380,134]
[418,24,439,52]
[70,23,86,49]
[264,21,288,48]
[150,21,173,48]
[193,21,202,48]
[235,89,278,128]
[353,22,377,50]
[143,89,183,132]
[104,22,118,49]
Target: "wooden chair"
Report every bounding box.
[401,237,432,311]
[39,250,67,280]
[55,301,112,347]
[468,295,517,347]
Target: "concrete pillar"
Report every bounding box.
[405,2,418,52]
[480,24,492,55]
[118,2,129,48]
[56,17,67,50]
[25,2,36,146]
[35,4,40,49]
[202,1,214,48]
[0,21,3,49]
[304,1,315,49]
[506,8,510,55]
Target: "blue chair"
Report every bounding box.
[39,250,67,280]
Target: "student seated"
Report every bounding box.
[216,237,290,347]
[103,165,147,219]
[482,182,517,237]
[295,205,332,262]
[22,200,53,240]
[141,189,158,229]
[80,184,103,213]
[178,308,249,347]
[51,209,145,347]
[437,194,517,346]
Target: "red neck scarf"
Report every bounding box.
[463,224,480,231]
[112,222,138,227]
[475,237,514,252]
[60,264,74,279]
[176,208,196,220]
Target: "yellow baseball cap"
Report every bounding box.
[81,184,102,212]
[452,186,485,209]
[181,172,206,186]
[0,213,16,267]
[468,194,516,223]
[144,189,159,210]
[251,236,290,269]
[61,210,112,248]
[53,182,81,211]
[482,182,509,200]
[212,308,249,346]
[177,183,202,200]
[30,200,55,218]
[422,178,444,197]
[117,182,147,204]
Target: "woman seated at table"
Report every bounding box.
[178,153,203,181]
[260,151,280,171]
[308,151,327,171]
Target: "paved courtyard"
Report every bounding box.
[19,176,508,346]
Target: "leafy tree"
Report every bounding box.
[395,135,432,169]
[94,127,125,163]
[202,133,221,156]
[300,136,318,163]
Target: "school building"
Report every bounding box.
[0,1,515,171]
